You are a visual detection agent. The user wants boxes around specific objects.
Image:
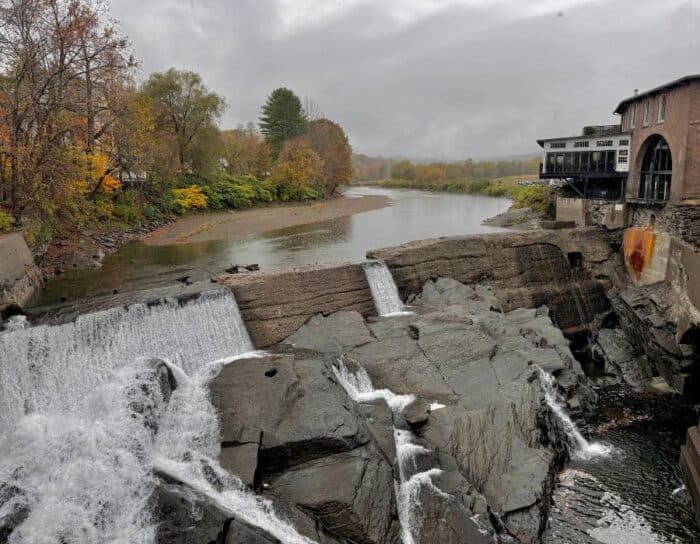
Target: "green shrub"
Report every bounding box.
[0,209,15,232]
[510,184,553,216]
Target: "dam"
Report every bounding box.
[1,227,699,543]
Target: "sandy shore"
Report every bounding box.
[142,194,392,246]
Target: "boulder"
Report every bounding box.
[267,446,397,544]
[210,353,369,474]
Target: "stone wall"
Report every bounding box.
[555,197,627,230]
[368,228,622,336]
[0,232,42,316]
[218,263,376,348]
[629,202,700,249]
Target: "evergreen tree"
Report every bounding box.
[259,88,308,159]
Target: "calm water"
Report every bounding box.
[32,187,510,308]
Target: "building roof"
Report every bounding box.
[536,129,629,148]
[614,74,700,114]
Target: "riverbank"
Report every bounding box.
[362,175,553,216]
[143,193,391,246]
[35,191,390,279]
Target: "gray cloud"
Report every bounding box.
[112,0,700,159]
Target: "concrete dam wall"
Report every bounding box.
[218,228,620,347]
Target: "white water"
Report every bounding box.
[537,367,612,460]
[363,261,411,316]
[0,290,314,544]
[332,358,443,544]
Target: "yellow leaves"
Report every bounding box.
[172,185,208,212]
[270,138,323,200]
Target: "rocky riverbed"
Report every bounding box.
[144,277,597,544]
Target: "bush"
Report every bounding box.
[172,185,208,213]
[0,209,15,232]
[510,184,553,216]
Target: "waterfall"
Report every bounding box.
[363,261,410,316]
[332,359,446,544]
[0,289,314,544]
[537,367,611,460]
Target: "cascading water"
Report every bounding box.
[0,289,314,544]
[332,359,450,544]
[537,366,612,460]
[362,261,410,316]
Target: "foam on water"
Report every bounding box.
[363,261,411,316]
[0,290,313,544]
[537,366,613,460]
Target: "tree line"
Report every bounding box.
[353,155,540,183]
[0,0,352,247]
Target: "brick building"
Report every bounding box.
[538,75,700,227]
[615,74,700,202]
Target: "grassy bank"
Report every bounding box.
[362,175,553,216]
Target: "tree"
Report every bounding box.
[308,119,352,196]
[270,138,323,201]
[141,68,226,171]
[259,87,307,159]
[221,127,270,178]
[390,160,415,180]
[0,0,135,220]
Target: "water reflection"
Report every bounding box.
[33,187,510,307]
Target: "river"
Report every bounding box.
[31,187,510,308]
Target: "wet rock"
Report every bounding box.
[152,477,229,544]
[357,399,396,463]
[210,353,369,473]
[283,311,375,353]
[267,446,397,544]
[611,285,698,395]
[219,424,262,487]
[126,358,178,434]
[0,482,29,541]
[401,398,430,427]
[593,328,654,388]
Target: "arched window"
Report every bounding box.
[639,136,672,201]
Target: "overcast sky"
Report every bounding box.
[111,0,699,160]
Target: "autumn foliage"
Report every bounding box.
[0,2,354,249]
[271,138,324,201]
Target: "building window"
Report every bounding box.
[618,156,628,164]
[573,141,589,148]
[657,95,666,123]
[619,139,629,146]
[596,140,613,147]
[550,142,566,149]
[630,104,636,128]
[618,149,628,157]
[643,100,650,126]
